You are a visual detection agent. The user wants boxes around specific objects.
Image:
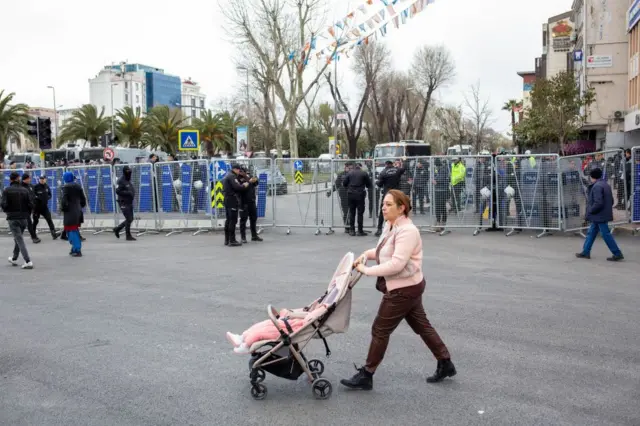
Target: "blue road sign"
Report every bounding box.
[178,130,200,151]
[294,160,304,171]
[215,160,228,180]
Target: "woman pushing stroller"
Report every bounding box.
[341,189,456,390]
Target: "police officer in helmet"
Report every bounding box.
[343,162,372,236]
[222,163,249,246]
[238,165,263,243]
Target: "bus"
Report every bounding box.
[373,140,431,175]
[446,144,475,156]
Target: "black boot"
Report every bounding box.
[251,233,263,242]
[240,223,247,243]
[126,233,137,241]
[426,359,456,383]
[340,365,373,390]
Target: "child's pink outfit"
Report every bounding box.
[226,269,347,354]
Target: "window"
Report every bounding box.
[191,109,196,118]
[200,98,205,108]
[125,81,128,89]
[201,110,205,118]
[191,96,195,106]
[125,94,129,102]
[135,82,139,91]
[136,95,140,104]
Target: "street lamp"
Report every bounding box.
[46,86,58,141]
[236,66,250,150]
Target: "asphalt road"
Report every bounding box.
[1,230,639,426]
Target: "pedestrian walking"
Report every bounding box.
[113,165,136,241]
[33,174,60,240]
[341,189,455,390]
[61,171,86,257]
[576,168,624,261]
[20,173,41,244]
[1,171,34,269]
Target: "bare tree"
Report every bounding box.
[325,41,391,157]
[410,45,455,140]
[464,81,494,152]
[435,105,471,147]
[220,0,337,158]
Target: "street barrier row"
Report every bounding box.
[0,148,638,237]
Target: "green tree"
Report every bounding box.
[58,104,111,147]
[295,127,326,158]
[115,106,145,148]
[217,110,243,154]
[0,90,29,160]
[141,106,186,156]
[192,110,232,156]
[515,71,595,153]
[502,99,522,151]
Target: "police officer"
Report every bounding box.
[343,163,372,236]
[21,173,41,244]
[238,165,263,243]
[222,163,249,247]
[33,174,60,239]
[327,162,353,232]
[411,160,429,214]
[114,165,136,241]
[374,160,405,236]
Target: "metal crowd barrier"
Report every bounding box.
[558,150,629,237]
[1,150,639,238]
[632,147,640,232]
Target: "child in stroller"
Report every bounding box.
[226,252,362,400]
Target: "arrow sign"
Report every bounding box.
[294,170,304,184]
[294,160,304,171]
[215,160,228,180]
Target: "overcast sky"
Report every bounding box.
[1,0,572,135]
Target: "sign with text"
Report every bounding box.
[586,55,613,68]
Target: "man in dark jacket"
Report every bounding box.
[576,168,624,261]
[61,171,86,257]
[222,163,249,247]
[33,175,59,239]
[238,165,262,243]
[327,163,352,233]
[374,160,405,236]
[21,173,41,244]
[343,163,372,236]
[114,165,136,241]
[1,171,34,269]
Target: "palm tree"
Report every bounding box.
[58,104,111,147]
[115,106,145,148]
[0,90,29,160]
[142,106,186,156]
[217,110,243,153]
[502,99,522,151]
[192,110,232,156]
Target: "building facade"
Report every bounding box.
[89,62,182,119]
[572,0,629,149]
[181,78,207,125]
[535,12,574,80]
[517,71,536,111]
[625,0,640,144]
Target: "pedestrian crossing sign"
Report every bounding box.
[179,130,200,151]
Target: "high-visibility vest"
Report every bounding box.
[451,163,466,186]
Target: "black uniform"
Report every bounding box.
[375,164,405,233]
[328,168,351,231]
[33,178,58,238]
[21,179,40,242]
[411,163,429,214]
[222,168,248,246]
[238,167,262,242]
[114,166,136,240]
[343,166,372,235]
[1,179,34,264]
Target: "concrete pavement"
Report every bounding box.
[0,230,639,425]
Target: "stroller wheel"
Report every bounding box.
[311,378,332,400]
[250,369,266,384]
[251,383,268,400]
[308,359,325,376]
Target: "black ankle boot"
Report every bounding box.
[340,365,373,390]
[426,359,456,383]
[224,230,229,246]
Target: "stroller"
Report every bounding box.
[246,252,362,400]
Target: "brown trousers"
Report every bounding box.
[365,280,451,372]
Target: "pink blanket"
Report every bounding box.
[241,309,305,346]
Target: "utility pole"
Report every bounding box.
[47,86,58,141]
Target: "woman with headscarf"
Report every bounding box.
[61,172,86,257]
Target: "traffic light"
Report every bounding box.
[26,119,38,137]
[37,117,52,150]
